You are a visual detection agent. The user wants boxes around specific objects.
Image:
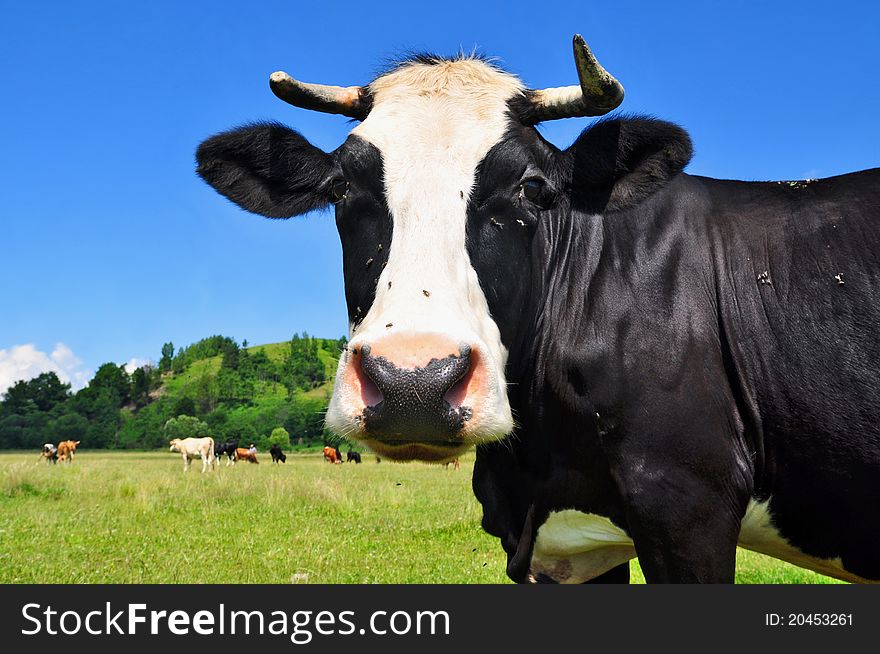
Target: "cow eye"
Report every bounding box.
[519,178,543,202]
[329,179,349,204]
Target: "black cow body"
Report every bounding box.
[474,162,880,584]
[215,440,238,465]
[269,444,287,463]
[196,46,879,583]
[347,450,362,464]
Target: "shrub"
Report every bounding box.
[261,426,290,451]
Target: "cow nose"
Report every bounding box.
[356,342,474,440]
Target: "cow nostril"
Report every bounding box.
[354,345,383,407]
[443,345,475,410]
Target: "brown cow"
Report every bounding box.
[444,458,461,471]
[322,446,340,464]
[236,447,259,464]
[57,440,80,463]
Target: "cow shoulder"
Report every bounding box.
[566,116,693,213]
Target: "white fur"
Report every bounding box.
[530,500,873,583]
[169,437,215,473]
[326,60,523,443]
[738,499,869,583]
[530,510,636,583]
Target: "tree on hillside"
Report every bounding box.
[130,365,155,408]
[220,340,240,371]
[90,363,131,407]
[0,411,51,449]
[171,335,239,374]
[249,348,275,382]
[48,412,90,443]
[283,399,326,444]
[1,372,70,413]
[164,415,209,441]
[282,333,325,393]
[193,370,218,413]
[173,395,197,418]
[118,398,174,450]
[159,342,174,372]
[82,388,123,448]
[217,368,254,405]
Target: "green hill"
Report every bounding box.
[0,333,348,451]
[116,334,346,450]
[162,340,337,402]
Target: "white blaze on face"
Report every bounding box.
[326,59,522,446]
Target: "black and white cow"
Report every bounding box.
[196,36,880,583]
[214,440,238,466]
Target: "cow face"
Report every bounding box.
[197,40,630,461]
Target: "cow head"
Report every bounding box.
[197,36,690,462]
[169,439,182,453]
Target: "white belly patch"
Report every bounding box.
[531,500,871,583]
[737,499,868,583]
[530,510,636,583]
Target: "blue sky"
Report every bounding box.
[1,0,878,392]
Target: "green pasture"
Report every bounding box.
[0,452,842,584]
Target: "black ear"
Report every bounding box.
[196,122,335,218]
[566,117,693,212]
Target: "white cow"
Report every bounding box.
[169,437,216,473]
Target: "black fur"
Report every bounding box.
[567,116,693,213]
[333,136,393,327]
[467,110,880,582]
[214,440,238,462]
[196,122,336,218]
[269,443,286,463]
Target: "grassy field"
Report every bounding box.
[0,451,842,584]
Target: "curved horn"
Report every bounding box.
[269,71,370,120]
[527,34,624,123]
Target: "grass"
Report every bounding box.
[0,451,842,584]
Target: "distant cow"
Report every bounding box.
[39,443,57,464]
[214,440,238,466]
[322,446,339,464]
[346,449,361,464]
[269,444,287,463]
[169,437,215,473]
[444,458,460,471]
[57,440,80,463]
[236,447,259,464]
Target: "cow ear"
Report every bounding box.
[196,122,335,218]
[565,117,693,212]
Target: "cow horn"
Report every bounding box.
[526,34,624,123]
[269,71,371,120]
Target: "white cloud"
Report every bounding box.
[124,357,154,374]
[0,343,92,395]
